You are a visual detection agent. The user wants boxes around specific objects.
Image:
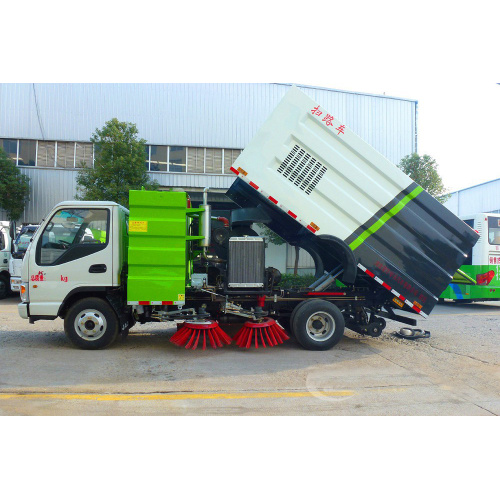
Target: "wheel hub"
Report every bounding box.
[306,312,335,341]
[311,319,324,330]
[85,320,95,330]
[75,310,107,340]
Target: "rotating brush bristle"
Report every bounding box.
[233,317,290,348]
[170,320,232,350]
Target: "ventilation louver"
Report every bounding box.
[277,145,327,195]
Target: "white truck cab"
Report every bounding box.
[18,201,129,337]
[0,221,13,299]
[9,224,39,293]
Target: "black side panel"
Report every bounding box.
[228,178,479,317]
[347,189,479,315]
[228,178,307,244]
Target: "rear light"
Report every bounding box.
[476,270,495,286]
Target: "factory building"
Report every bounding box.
[444,178,500,217]
[0,83,418,273]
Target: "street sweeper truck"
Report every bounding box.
[16,86,479,351]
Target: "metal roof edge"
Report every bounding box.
[448,177,500,195]
[271,82,418,103]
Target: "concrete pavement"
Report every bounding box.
[0,296,498,415]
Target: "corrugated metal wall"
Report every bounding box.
[0,167,79,223]
[0,83,417,223]
[0,83,416,164]
[0,168,235,223]
[444,178,500,216]
[148,171,234,190]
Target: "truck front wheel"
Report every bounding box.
[291,299,345,351]
[64,298,119,350]
[0,275,10,300]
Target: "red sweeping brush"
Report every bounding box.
[170,320,232,350]
[233,317,290,349]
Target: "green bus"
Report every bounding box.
[441,213,500,302]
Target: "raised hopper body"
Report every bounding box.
[227,87,478,317]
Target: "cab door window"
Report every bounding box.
[36,208,109,266]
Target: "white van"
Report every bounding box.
[9,224,39,293]
[0,221,13,299]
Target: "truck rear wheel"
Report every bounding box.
[291,299,345,351]
[64,297,119,350]
[282,299,312,337]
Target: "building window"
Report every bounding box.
[144,145,150,170]
[18,140,36,166]
[1,138,17,162]
[187,147,204,173]
[205,148,222,174]
[56,141,76,168]
[150,145,168,171]
[1,138,242,174]
[75,142,93,168]
[37,141,56,167]
[169,146,186,172]
[223,149,242,174]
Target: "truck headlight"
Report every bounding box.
[20,283,29,303]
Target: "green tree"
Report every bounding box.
[258,224,302,276]
[397,153,450,202]
[76,118,158,208]
[0,147,30,220]
[258,224,286,246]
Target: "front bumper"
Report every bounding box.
[18,302,29,319]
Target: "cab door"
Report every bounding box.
[28,207,113,317]
[0,227,11,298]
[0,227,9,271]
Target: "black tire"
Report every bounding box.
[277,301,309,336]
[0,275,10,300]
[285,299,317,337]
[280,301,305,337]
[291,299,345,351]
[64,297,119,350]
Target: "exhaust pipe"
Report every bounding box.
[200,187,211,256]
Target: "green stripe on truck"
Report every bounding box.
[349,185,423,251]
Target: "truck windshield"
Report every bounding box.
[38,208,109,265]
[488,217,500,245]
[14,228,37,254]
